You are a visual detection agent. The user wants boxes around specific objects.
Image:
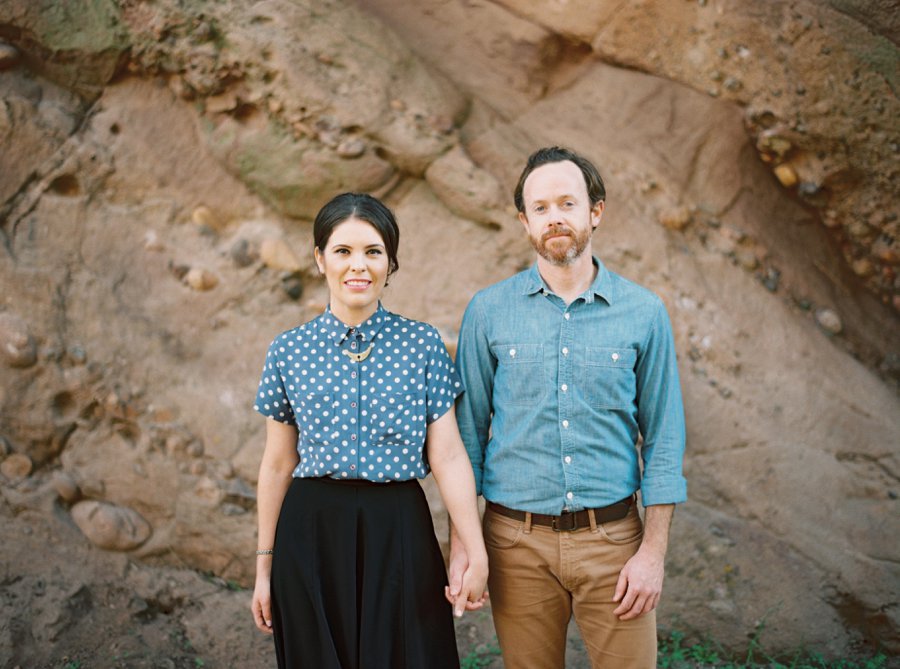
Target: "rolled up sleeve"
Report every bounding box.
[635,300,687,506]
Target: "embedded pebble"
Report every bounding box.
[872,240,898,265]
[0,313,38,368]
[659,207,692,231]
[336,138,366,158]
[757,133,792,158]
[70,500,152,551]
[851,258,874,277]
[282,273,304,300]
[774,164,798,187]
[735,248,759,270]
[67,345,87,364]
[797,181,820,197]
[260,238,302,272]
[815,308,842,334]
[1,453,33,481]
[0,42,19,70]
[229,238,257,267]
[191,205,220,230]
[185,268,219,291]
[761,268,781,292]
[144,230,165,251]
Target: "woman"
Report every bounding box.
[250,192,488,668]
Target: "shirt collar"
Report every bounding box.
[318,303,389,345]
[522,256,613,305]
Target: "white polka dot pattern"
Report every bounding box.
[254,305,463,481]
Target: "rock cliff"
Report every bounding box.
[1,0,897,663]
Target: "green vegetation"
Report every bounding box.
[657,630,888,669]
[460,641,502,669]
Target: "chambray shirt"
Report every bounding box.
[255,304,463,481]
[455,257,687,513]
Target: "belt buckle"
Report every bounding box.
[552,511,577,532]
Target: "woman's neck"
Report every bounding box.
[330,302,379,328]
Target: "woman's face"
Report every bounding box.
[314,216,389,324]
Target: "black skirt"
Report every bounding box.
[270,477,459,669]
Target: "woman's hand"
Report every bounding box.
[444,526,489,616]
[251,569,274,634]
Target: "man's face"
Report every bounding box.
[518,161,604,266]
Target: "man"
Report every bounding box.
[449,146,687,668]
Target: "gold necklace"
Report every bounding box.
[342,343,374,363]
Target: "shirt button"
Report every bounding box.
[351,372,357,379]
[564,313,570,320]
[566,492,574,500]
[351,402,357,408]
[564,456,572,464]
[509,348,516,358]
[562,347,569,356]
[351,342,357,349]
[350,464,356,470]
[562,420,569,429]
[561,384,568,392]
[611,352,619,361]
[351,434,357,441]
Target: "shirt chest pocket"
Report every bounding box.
[582,347,638,410]
[299,393,340,444]
[370,391,425,445]
[491,343,546,405]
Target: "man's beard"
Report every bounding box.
[530,224,592,266]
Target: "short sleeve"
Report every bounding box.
[253,337,296,424]
[424,327,464,424]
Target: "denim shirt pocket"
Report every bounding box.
[491,343,545,405]
[299,392,340,445]
[582,347,638,410]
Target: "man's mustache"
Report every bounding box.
[541,226,574,242]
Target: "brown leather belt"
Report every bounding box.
[487,496,633,532]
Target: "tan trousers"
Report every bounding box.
[484,504,657,669]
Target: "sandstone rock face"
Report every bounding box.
[0,0,897,661]
[499,0,900,310]
[0,0,129,99]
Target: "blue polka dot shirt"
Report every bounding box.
[254,304,464,481]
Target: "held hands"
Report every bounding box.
[444,540,489,618]
[612,546,665,620]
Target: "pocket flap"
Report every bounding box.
[585,346,637,368]
[491,343,543,363]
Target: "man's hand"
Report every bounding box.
[612,547,664,620]
[612,503,674,620]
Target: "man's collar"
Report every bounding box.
[522,256,613,304]
[318,303,388,345]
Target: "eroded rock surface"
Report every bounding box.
[0,0,897,663]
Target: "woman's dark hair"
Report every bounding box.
[513,146,606,214]
[313,192,400,276]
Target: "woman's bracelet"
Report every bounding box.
[256,549,274,555]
